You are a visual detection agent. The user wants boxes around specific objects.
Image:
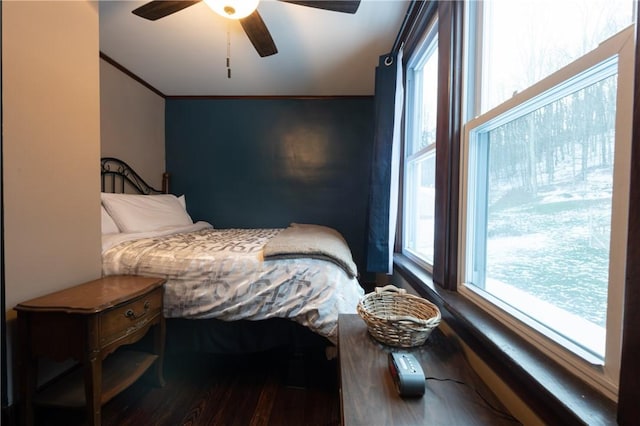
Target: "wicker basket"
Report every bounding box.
[357,285,441,347]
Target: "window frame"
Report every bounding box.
[393,0,640,422]
[459,22,634,402]
[402,20,439,271]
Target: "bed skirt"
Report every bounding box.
[165,317,332,355]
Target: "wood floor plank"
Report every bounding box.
[250,373,280,426]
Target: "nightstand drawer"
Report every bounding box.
[100,287,163,346]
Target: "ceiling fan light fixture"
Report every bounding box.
[204,0,260,19]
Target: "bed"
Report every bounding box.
[100,157,365,353]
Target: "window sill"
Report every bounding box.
[393,254,617,425]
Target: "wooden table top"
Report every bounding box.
[14,275,165,314]
[338,314,516,426]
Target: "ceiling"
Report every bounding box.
[98,0,410,97]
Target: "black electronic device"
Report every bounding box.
[388,352,426,397]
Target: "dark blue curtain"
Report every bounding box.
[366,50,404,274]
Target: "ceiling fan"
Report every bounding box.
[132,0,361,58]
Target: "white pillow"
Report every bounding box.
[101,193,193,233]
[101,205,120,234]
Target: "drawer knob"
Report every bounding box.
[125,300,150,320]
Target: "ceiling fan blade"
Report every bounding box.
[240,10,278,57]
[132,0,201,21]
[279,0,360,14]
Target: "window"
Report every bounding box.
[403,20,438,269]
[460,0,635,400]
[466,0,635,116]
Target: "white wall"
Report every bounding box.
[2,0,101,403]
[100,59,165,190]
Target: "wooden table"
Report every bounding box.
[338,314,516,425]
[15,275,166,426]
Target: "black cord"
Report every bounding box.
[425,376,522,424]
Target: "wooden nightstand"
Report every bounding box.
[15,275,166,426]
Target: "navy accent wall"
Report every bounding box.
[165,98,374,280]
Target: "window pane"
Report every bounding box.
[468,67,617,358]
[405,150,436,264]
[408,48,439,156]
[479,0,633,113]
[404,25,438,267]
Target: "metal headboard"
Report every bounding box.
[101,157,169,194]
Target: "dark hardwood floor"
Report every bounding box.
[35,347,340,426]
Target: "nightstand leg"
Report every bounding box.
[18,358,38,426]
[17,314,36,426]
[152,316,166,387]
[84,352,102,426]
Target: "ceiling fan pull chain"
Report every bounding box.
[226,24,232,79]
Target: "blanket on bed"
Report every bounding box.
[263,223,358,278]
[102,226,364,343]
